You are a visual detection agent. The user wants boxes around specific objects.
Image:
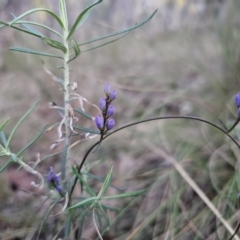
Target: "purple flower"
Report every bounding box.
[99,98,106,110]
[95,115,104,130]
[107,105,115,117]
[109,90,116,101]
[46,167,62,193]
[106,119,115,130]
[235,93,240,108]
[104,83,111,94]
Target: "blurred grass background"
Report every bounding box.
[1,0,240,239]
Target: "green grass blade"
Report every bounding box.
[102,188,148,200]
[9,47,63,59]
[6,100,40,149]
[97,165,113,199]
[67,0,102,40]
[98,203,110,226]
[17,124,48,156]
[78,9,158,47]
[73,108,92,120]
[72,167,96,197]
[73,125,100,135]
[42,37,67,53]
[64,213,72,238]
[10,8,65,29]
[0,159,12,173]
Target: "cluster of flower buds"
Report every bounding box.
[235,93,240,118]
[46,167,63,193]
[95,83,116,134]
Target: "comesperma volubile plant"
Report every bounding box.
[1,1,240,239]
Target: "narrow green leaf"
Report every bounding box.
[59,0,68,29]
[67,0,102,40]
[10,8,65,29]
[97,165,113,199]
[77,217,86,239]
[0,159,12,173]
[9,47,63,59]
[6,100,40,149]
[81,32,129,53]
[17,124,48,156]
[73,108,92,120]
[61,144,68,180]
[98,203,110,226]
[64,213,72,238]
[73,125,100,135]
[78,9,157,47]
[101,203,120,212]
[42,37,67,53]
[0,131,7,147]
[72,167,96,197]
[67,39,81,63]
[95,209,103,228]
[0,118,10,131]
[40,151,62,162]
[68,197,97,210]
[15,21,63,38]
[102,189,148,200]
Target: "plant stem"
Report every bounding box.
[63,14,70,177]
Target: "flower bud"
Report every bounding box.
[95,115,104,130]
[107,105,115,117]
[109,90,116,101]
[104,83,111,94]
[99,98,106,110]
[106,119,115,130]
[235,93,240,108]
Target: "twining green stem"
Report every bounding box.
[63,13,70,177]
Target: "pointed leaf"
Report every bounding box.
[59,0,68,29]
[102,189,148,200]
[97,165,113,199]
[0,131,7,147]
[42,37,67,53]
[9,47,63,59]
[78,9,158,47]
[73,108,92,120]
[68,39,81,63]
[67,0,102,40]
[97,203,110,226]
[73,125,100,135]
[6,100,40,149]
[68,197,97,210]
[72,167,96,197]
[17,124,48,156]
[0,159,12,173]
[0,118,10,131]
[10,8,65,29]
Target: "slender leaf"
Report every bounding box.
[95,209,103,228]
[97,165,113,199]
[81,32,129,53]
[73,108,92,120]
[68,197,97,210]
[67,39,81,63]
[64,213,72,239]
[101,203,120,212]
[6,100,40,149]
[98,203,110,226]
[0,118,10,131]
[67,0,102,40]
[102,189,148,200]
[10,8,65,29]
[59,0,68,29]
[77,217,86,239]
[73,125,100,135]
[17,124,48,156]
[61,144,68,180]
[72,167,96,197]
[15,21,63,38]
[0,144,10,157]
[42,37,67,53]
[0,159,12,173]
[0,131,7,147]
[78,9,158,47]
[9,47,63,59]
